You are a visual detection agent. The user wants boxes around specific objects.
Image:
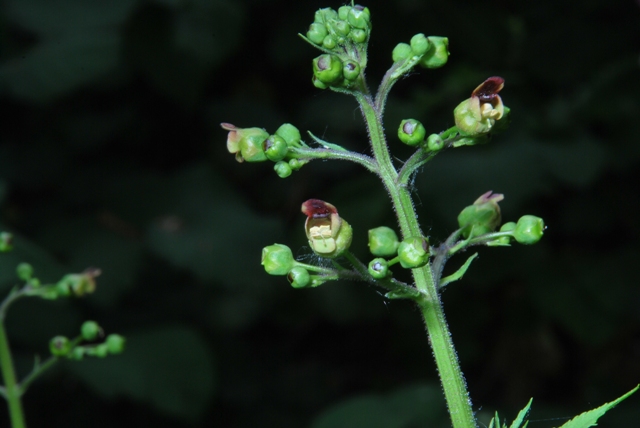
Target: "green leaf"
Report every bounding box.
[310,384,447,428]
[68,326,216,422]
[559,385,639,428]
[308,131,349,152]
[509,398,533,428]
[439,252,478,288]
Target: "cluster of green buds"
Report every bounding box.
[366,226,430,279]
[16,263,101,300]
[457,191,545,244]
[303,5,371,90]
[397,119,446,153]
[392,33,449,70]
[261,199,353,288]
[453,76,511,145]
[49,321,125,360]
[221,122,307,178]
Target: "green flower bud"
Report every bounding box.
[489,221,517,246]
[368,226,400,257]
[314,8,337,23]
[410,33,430,56]
[105,334,126,354]
[221,123,269,163]
[50,336,73,357]
[275,123,301,146]
[261,244,296,275]
[513,215,545,245]
[274,161,292,178]
[81,321,102,341]
[56,268,100,297]
[419,36,449,69]
[342,60,361,81]
[392,43,412,62]
[289,158,305,170]
[313,54,343,84]
[397,237,430,269]
[500,222,517,232]
[0,232,13,252]
[301,199,352,258]
[350,29,367,44]
[312,75,328,89]
[454,77,505,136]
[334,20,351,36]
[368,258,390,279]
[87,344,109,358]
[69,347,85,360]
[338,6,350,20]
[287,266,311,288]
[322,35,337,50]
[17,262,34,281]
[307,22,328,45]
[347,5,371,29]
[263,135,289,162]
[457,191,504,238]
[398,119,427,146]
[427,134,444,151]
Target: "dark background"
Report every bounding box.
[1,0,639,427]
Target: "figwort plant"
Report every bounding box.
[0,232,125,428]
[222,3,637,427]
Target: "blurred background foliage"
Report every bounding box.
[0,0,639,426]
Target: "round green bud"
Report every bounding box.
[49,336,73,357]
[500,222,517,232]
[81,320,101,341]
[274,161,292,178]
[275,123,301,146]
[368,258,390,279]
[368,226,400,257]
[398,119,427,146]
[347,5,371,29]
[0,232,13,252]
[307,22,328,45]
[263,135,289,162]
[239,129,269,162]
[334,20,351,36]
[338,5,350,20]
[392,43,412,62]
[287,266,311,289]
[342,60,361,81]
[289,158,305,170]
[427,134,444,151]
[17,262,34,281]
[322,35,337,50]
[88,344,110,358]
[313,54,343,84]
[350,29,367,43]
[105,334,126,354]
[513,215,545,245]
[261,244,296,275]
[419,36,449,69]
[68,347,85,360]
[314,8,337,23]
[410,33,430,56]
[457,191,504,238]
[397,236,430,269]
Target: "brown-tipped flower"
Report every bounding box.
[221,123,269,163]
[454,77,505,136]
[301,199,352,258]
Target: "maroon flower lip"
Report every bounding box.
[301,199,338,219]
[471,76,504,102]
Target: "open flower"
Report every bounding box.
[454,77,505,136]
[457,191,505,238]
[301,199,352,258]
[221,123,269,163]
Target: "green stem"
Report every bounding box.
[0,322,27,428]
[356,89,477,428]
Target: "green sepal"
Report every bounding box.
[513,215,545,245]
[368,226,400,257]
[288,266,311,288]
[398,119,426,146]
[261,244,296,275]
[439,253,478,288]
[308,131,348,152]
[397,236,430,269]
[452,134,490,147]
[385,287,421,300]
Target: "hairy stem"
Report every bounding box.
[356,89,477,428]
[0,322,27,428]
